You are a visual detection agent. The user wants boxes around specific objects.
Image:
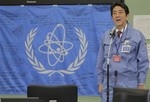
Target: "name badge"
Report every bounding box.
[121,45,131,53]
[113,55,121,62]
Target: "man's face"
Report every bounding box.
[112,6,129,29]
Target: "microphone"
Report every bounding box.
[110,26,116,38]
[114,70,118,86]
[114,70,118,77]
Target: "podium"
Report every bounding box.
[113,87,149,102]
[27,85,78,102]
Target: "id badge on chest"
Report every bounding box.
[113,55,121,62]
[121,45,131,53]
[121,39,131,53]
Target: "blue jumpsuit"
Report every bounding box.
[97,24,149,102]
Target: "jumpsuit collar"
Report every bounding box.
[120,24,131,42]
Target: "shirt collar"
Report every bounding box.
[115,24,127,36]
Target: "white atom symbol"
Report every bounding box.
[38,24,73,66]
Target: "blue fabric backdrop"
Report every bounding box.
[0,5,113,95]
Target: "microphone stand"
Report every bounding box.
[106,34,114,102]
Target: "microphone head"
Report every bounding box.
[114,70,118,77]
[110,26,117,39]
[110,26,116,35]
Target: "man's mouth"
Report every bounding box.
[116,19,121,22]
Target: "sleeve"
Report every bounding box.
[137,33,149,84]
[96,36,105,84]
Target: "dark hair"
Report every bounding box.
[110,2,129,16]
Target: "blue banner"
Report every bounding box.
[0,5,113,95]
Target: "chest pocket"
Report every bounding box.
[121,41,137,59]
